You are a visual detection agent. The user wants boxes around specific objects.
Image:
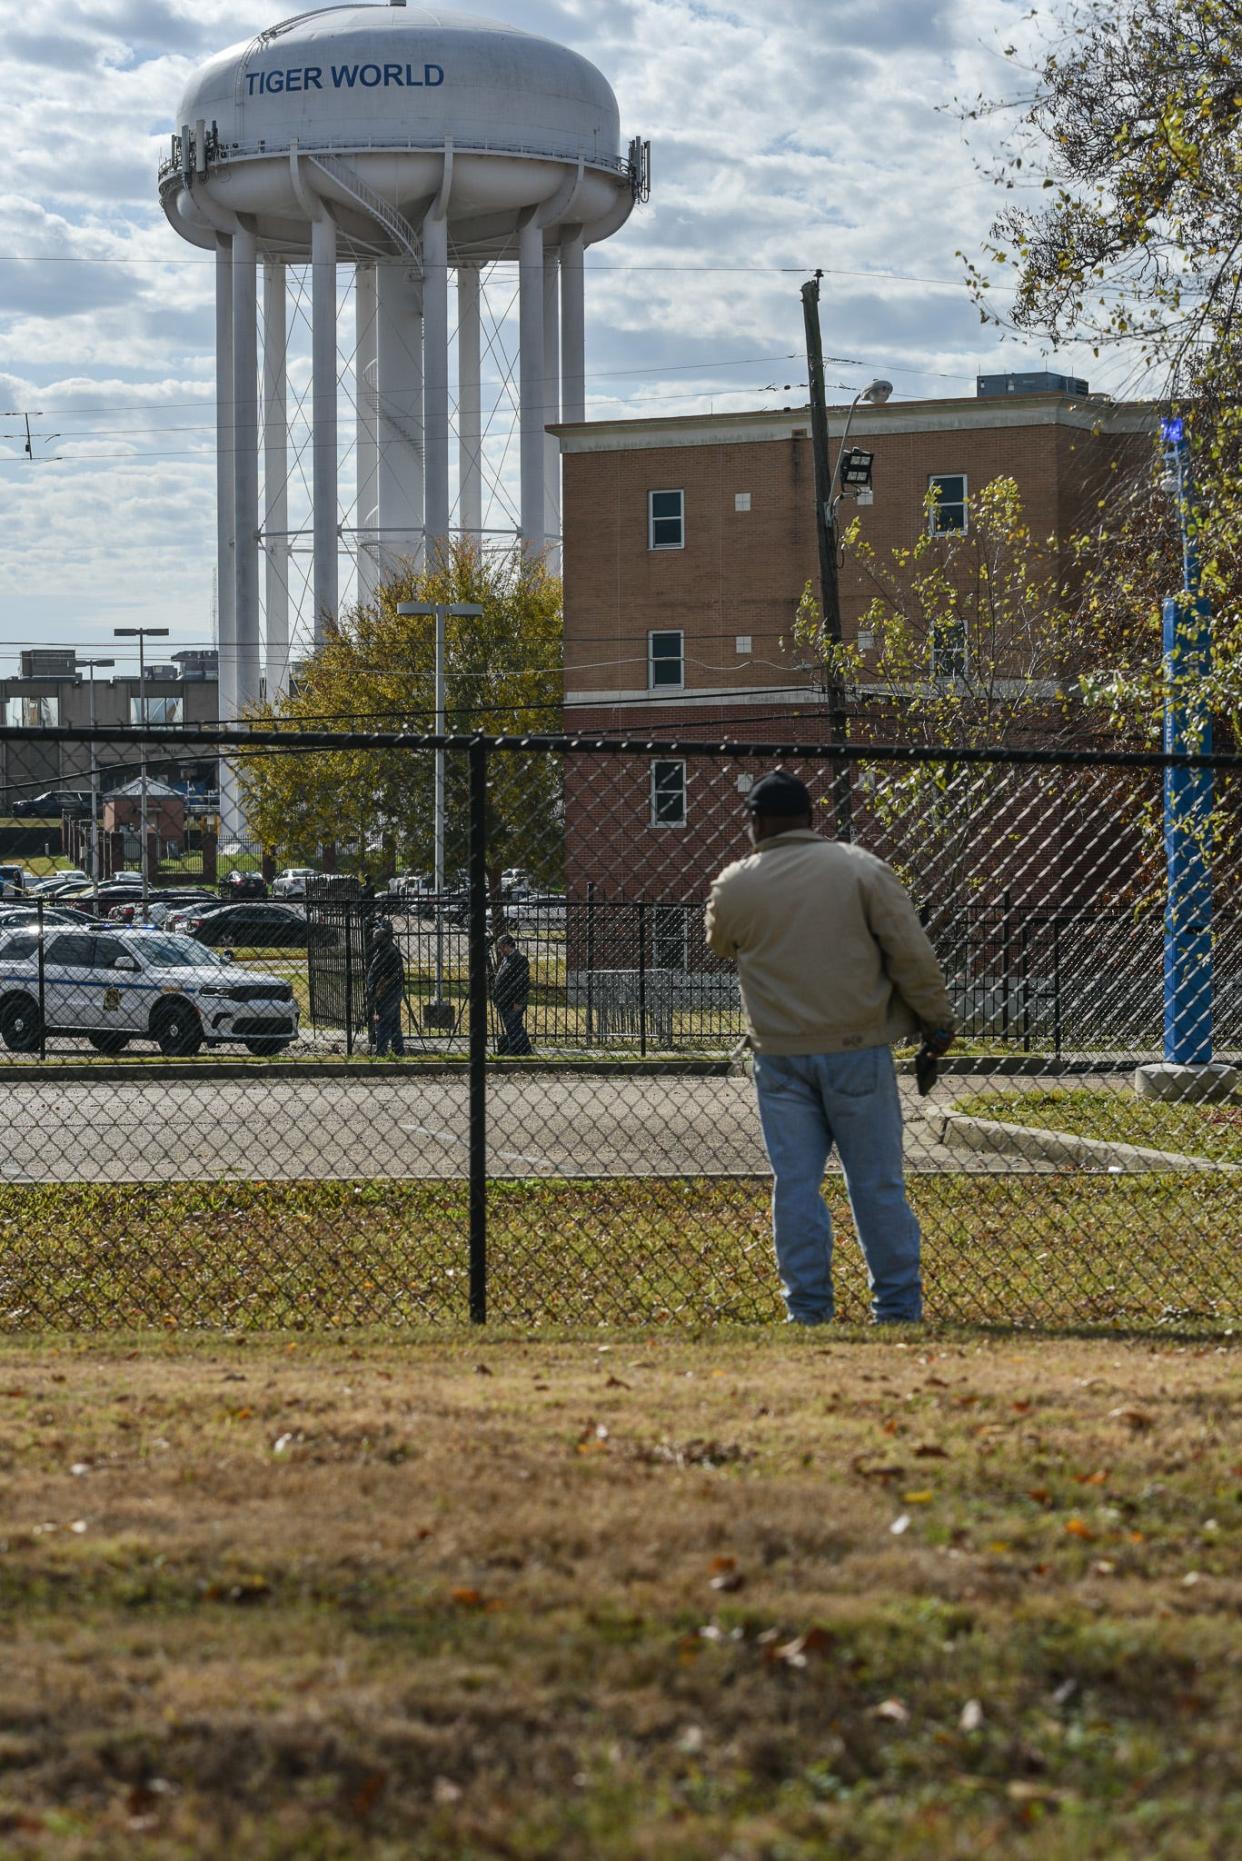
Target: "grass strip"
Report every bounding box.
[0,1175,1236,1332]
[957,1088,1242,1164]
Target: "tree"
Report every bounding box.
[959,0,1242,734]
[791,478,1124,911]
[236,543,564,903]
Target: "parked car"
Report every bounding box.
[11,790,93,819]
[30,871,89,896]
[173,901,331,949]
[219,869,268,900]
[0,926,298,1056]
[0,905,99,932]
[56,881,150,916]
[271,867,317,899]
[145,889,220,927]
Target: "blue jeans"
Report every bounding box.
[753,1047,922,1324]
[373,998,405,1057]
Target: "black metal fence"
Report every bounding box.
[0,724,1238,1334]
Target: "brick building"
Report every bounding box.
[552,381,1155,912]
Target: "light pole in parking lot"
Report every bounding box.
[114,626,169,922]
[74,655,113,893]
[397,601,484,1020]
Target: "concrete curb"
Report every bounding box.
[0,1058,735,1085]
[941,1111,1241,1174]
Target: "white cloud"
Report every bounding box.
[0,0,1090,672]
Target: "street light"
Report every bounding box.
[396,600,484,1023]
[74,656,114,894]
[114,627,169,920]
[831,379,892,514]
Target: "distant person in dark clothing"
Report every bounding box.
[366,920,405,1057]
[492,934,532,1055]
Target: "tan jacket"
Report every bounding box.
[706,830,953,1056]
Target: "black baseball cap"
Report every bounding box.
[744,770,812,816]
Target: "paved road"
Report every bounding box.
[0,1071,996,1184]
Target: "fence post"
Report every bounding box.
[1052,916,1063,1061]
[637,897,648,1059]
[37,897,45,1062]
[468,738,488,1324]
[585,881,596,1046]
[344,904,354,1059]
[1001,890,1013,1045]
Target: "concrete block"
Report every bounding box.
[1133,1063,1239,1104]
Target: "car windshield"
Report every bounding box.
[133,934,228,969]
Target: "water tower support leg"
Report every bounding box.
[263,260,290,700]
[518,215,545,555]
[311,213,339,637]
[458,264,483,544]
[354,262,379,609]
[423,215,451,559]
[543,249,562,570]
[561,228,585,426]
[377,261,424,575]
[232,225,261,728]
[215,237,237,830]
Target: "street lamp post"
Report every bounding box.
[397,600,484,1022]
[74,656,114,895]
[114,627,169,921]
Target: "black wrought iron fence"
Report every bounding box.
[0,722,1237,1334]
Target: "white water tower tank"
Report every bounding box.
[159,2,647,835]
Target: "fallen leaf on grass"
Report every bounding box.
[959,1698,984,1732]
[852,1458,905,1483]
[348,1771,388,1820]
[914,1444,949,1460]
[709,1569,745,1593]
[1109,1406,1155,1431]
[708,1554,737,1573]
[1064,1518,1096,1540]
[473,1363,493,1377]
[890,1514,912,1536]
[604,1374,631,1389]
[1012,1400,1032,1414]
[769,1627,834,1668]
[901,1490,935,1505]
[1073,1469,1109,1486]
[1027,1488,1052,1506]
[871,1698,910,1723]
[450,1587,486,1608]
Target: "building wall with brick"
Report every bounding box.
[554,392,1156,916]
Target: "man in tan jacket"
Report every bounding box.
[706,769,953,1324]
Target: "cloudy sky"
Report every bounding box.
[0,0,1095,680]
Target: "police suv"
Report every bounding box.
[0,927,299,1056]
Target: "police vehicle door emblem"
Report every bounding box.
[103,986,121,1013]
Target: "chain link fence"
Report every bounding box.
[0,725,1237,1333]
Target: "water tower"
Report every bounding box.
[159,1,648,824]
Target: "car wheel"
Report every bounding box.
[88,1032,130,1055]
[244,1038,290,1056]
[151,999,204,1057]
[0,995,42,1053]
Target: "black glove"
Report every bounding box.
[915,1026,954,1097]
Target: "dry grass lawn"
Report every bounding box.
[0,1330,1237,1859]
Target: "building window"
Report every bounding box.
[928,473,968,534]
[650,759,687,827]
[653,904,688,971]
[130,696,184,728]
[4,696,59,729]
[931,619,969,681]
[648,630,684,690]
[649,489,685,550]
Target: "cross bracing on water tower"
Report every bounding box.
[158,1,649,833]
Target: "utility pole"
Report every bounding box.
[75,656,115,895]
[801,273,853,840]
[115,627,169,920]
